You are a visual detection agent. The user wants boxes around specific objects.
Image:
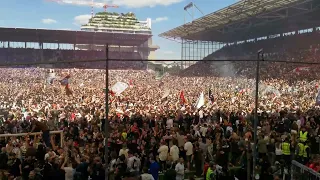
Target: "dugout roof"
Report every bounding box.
[0,27,151,46]
[160,0,320,42]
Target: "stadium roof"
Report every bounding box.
[159,0,320,42]
[0,27,151,46]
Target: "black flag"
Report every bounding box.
[209,88,214,103]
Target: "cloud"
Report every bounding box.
[73,14,91,26]
[42,18,57,24]
[52,0,183,8]
[152,17,168,23]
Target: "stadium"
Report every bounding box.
[1,0,320,180]
[0,11,159,69]
[160,0,320,70]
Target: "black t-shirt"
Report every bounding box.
[0,152,7,169]
[22,160,35,180]
[9,158,21,177]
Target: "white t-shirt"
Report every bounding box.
[119,148,129,159]
[175,163,185,180]
[200,127,208,137]
[170,145,179,162]
[166,119,173,129]
[127,156,141,172]
[141,173,155,180]
[64,167,74,180]
[158,145,169,161]
[184,141,193,156]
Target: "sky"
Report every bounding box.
[0,0,238,60]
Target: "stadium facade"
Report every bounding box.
[160,0,320,69]
[0,11,159,69]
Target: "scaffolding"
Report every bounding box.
[180,40,226,68]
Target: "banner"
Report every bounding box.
[111,82,129,95]
[162,89,170,99]
[195,92,205,109]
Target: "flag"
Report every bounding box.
[60,75,70,86]
[60,75,72,96]
[208,88,214,103]
[195,92,205,109]
[316,90,320,105]
[162,89,170,99]
[46,72,56,85]
[179,91,186,105]
[111,82,128,95]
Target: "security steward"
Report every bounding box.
[303,141,311,164]
[282,137,291,168]
[299,126,308,143]
[296,141,304,163]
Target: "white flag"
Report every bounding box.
[111,82,129,95]
[162,89,170,99]
[195,92,205,109]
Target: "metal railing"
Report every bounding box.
[291,160,320,180]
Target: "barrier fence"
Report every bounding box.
[291,160,320,180]
[0,131,64,147]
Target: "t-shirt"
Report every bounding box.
[64,167,74,180]
[158,145,169,161]
[141,173,155,180]
[184,142,193,156]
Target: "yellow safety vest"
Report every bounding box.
[282,142,291,155]
[297,143,304,156]
[206,167,213,180]
[303,145,309,158]
[299,131,308,142]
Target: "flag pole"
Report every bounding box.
[105,44,109,180]
[252,49,263,180]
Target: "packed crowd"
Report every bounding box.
[0,62,318,180]
[1,31,320,180]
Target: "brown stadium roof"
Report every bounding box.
[159,0,320,42]
[0,27,151,46]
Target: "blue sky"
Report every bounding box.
[0,0,238,59]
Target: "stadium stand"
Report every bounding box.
[160,0,320,80]
[0,27,149,69]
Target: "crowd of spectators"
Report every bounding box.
[0,33,319,180]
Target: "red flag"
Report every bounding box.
[179,91,186,105]
[109,90,115,96]
[129,79,133,86]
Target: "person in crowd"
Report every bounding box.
[149,156,159,180]
[157,140,168,172]
[29,118,50,148]
[175,158,184,180]
[141,167,154,180]
[163,162,176,180]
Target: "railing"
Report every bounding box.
[0,131,64,146]
[291,160,320,180]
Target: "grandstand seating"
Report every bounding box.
[182,32,320,80]
[0,48,146,69]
